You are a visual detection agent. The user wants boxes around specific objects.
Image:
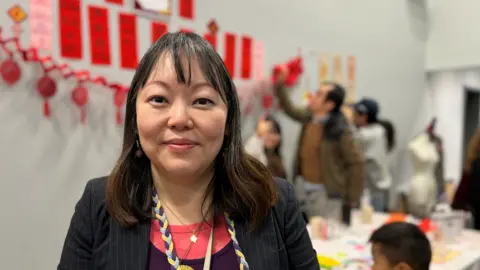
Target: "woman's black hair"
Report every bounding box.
[355,107,396,153]
[263,115,282,155]
[378,119,396,153]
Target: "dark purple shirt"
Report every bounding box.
[148,240,239,270]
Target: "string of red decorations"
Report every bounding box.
[0,26,129,125]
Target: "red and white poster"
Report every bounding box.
[30,0,53,50]
[88,6,111,65]
[151,21,168,44]
[118,13,138,69]
[179,0,194,19]
[240,36,252,79]
[224,33,236,78]
[58,0,83,59]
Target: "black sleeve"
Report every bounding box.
[58,181,94,270]
[283,180,319,269]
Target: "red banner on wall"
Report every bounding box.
[241,36,252,79]
[118,13,138,69]
[151,21,168,44]
[224,33,236,78]
[88,6,111,65]
[58,0,83,59]
[204,33,216,50]
[179,0,194,19]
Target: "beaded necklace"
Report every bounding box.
[152,190,250,270]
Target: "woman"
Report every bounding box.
[58,32,317,270]
[245,115,286,178]
[463,128,480,229]
[352,98,396,212]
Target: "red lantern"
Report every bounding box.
[114,88,127,125]
[262,94,273,110]
[72,85,89,124]
[0,58,21,86]
[37,75,57,117]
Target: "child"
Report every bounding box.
[369,222,432,270]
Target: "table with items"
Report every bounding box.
[308,211,480,270]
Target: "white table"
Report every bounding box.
[309,212,480,270]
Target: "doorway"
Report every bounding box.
[462,87,480,164]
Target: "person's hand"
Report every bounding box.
[276,65,288,86]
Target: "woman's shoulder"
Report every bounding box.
[79,176,109,220]
[85,176,108,200]
[272,177,295,213]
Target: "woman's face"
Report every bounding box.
[135,54,228,178]
[263,122,281,150]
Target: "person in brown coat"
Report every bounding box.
[274,77,364,220]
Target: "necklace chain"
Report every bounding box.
[153,191,250,270]
[158,198,206,237]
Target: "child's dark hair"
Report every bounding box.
[369,222,431,270]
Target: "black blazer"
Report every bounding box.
[58,177,318,270]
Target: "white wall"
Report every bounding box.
[0,0,427,269]
[426,0,480,70]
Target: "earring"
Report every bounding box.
[135,139,143,158]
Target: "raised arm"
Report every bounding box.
[274,82,311,123]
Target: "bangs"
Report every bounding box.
[147,32,230,102]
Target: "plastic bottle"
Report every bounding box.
[360,189,374,224]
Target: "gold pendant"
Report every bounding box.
[178,265,194,270]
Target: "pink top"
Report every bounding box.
[150,216,232,259]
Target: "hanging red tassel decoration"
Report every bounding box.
[36,75,57,117]
[262,94,273,110]
[72,84,89,124]
[114,88,127,125]
[0,58,21,85]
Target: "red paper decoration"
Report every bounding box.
[224,33,236,78]
[37,75,57,117]
[207,19,218,34]
[179,0,194,19]
[241,36,252,79]
[114,89,127,125]
[0,58,21,85]
[0,25,128,125]
[271,56,304,87]
[262,94,273,110]
[72,85,89,124]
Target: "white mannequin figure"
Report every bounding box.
[407,133,439,218]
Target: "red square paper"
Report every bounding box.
[118,13,138,69]
[204,33,216,50]
[88,6,111,65]
[58,0,82,59]
[179,0,194,19]
[240,36,252,79]
[224,33,236,78]
[152,21,168,44]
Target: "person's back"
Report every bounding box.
[370,222,431,270]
